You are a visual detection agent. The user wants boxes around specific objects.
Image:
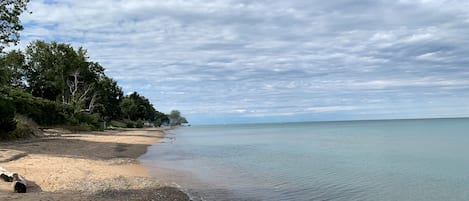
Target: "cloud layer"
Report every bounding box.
[16,0,469,124]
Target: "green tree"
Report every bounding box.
[154,111,169,127]
[0,50,26,88]
[25,41,76,100]
[168,110,188,126]
[120,96,136,120]
[94,76,123,120]
[120,92,160,122]
[120,92,142,121]
[0,0,29,52]
[24,41,105,113]
[0,63,7,85]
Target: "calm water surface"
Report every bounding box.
[140,118,469,201]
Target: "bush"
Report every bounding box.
[0,87,72,126]
[135,119,144,128]
[73,113,99,127]
[11,121,34,139]
[126,121,135,128]
[0,96,17,139]
[64,123,94,132]
[110,120,126,128]
[11,115,41,139]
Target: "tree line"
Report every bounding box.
[0,1,187,139]
[0,41,187,134]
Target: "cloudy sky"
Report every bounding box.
[16,0,469,124]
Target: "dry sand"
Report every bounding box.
[0,128,190,201]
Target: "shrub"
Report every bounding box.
[0,95,17,139]
[0,87,72,126]
[135,119,144,128]
[11,121,33,139]
[110,120,126,128]
[126,121,135,128]
[73,113,99,127]
[11,115,41,139]
[64,123,94,132]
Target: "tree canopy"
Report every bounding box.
[0,0,29,52]
[168,110,188,126]
[120,92,158,122]
[0,50,25,88]
[0,1,186,135]
[24,41,105,105]
[1,40,176,134]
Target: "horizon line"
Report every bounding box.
[189,116,469,126]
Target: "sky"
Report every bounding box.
[13,0,469,124]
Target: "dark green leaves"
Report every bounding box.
[0,0,29,52]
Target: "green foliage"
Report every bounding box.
[168,110,188,126]
[154,111,169,127]
[0,0,30,52]
[121,119,147,128]
[24,41,104,103]
[154,118,164,127]
[120,92,159,121]
[0,86,108,132]
[118,92,170,128]
[71,112,100,129]
[1,86,72,125]
[0,50,26,88]
[0,38,172,133]
[63,123,95,132]
[18,41,125,120]
[0,63,7,85]
[126,121,135,128]
[94,77,123,120]
[110,120,126,128]
[0,95,17,138]
[135,119,144,128]
[9,115,40,139]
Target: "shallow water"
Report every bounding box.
[140,118,469,201]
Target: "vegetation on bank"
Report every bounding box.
[0,0,187,140]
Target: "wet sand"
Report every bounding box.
[0,128,190,201]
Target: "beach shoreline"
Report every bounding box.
[0,127,190,201]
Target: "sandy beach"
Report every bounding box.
[0,128,190,201]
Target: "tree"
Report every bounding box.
[168,110,188,126]
[119,92,161,122]
[25,41,75,100]
[24,41,105,113]
[0,0,29,52]
[154,111,169,127]
[180,117,188,124]
[94,76,123,120]
[67,69,95,113]
[0,62,7,85]
[116,91,169,125]
[0,50,26,88]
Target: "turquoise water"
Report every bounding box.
[140,118,469,201]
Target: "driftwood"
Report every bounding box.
[0,167,27,193]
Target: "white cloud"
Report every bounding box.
[13,0,469,124]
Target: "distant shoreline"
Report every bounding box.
[0,127,190,201]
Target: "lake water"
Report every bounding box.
[140,118,469,201]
